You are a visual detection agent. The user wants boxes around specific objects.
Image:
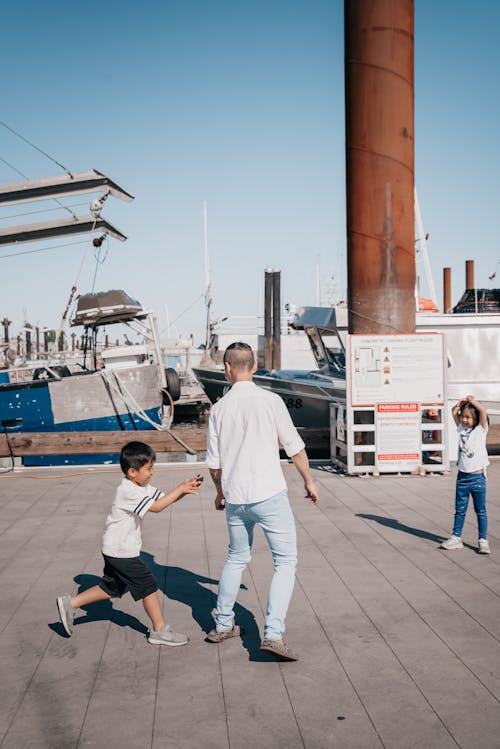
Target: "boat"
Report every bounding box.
[193,300,500,432]
[0,169,183,465]
[193,306,347,431]
[0,289,182,465]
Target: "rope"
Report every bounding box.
[161,387,175,425]
[99,369,196,455]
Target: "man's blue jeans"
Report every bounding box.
[215,490,297,640]
[453,471,488,539]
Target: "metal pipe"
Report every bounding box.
[345,0,415,334]
[443,267,451,313]
[272,270,281,370]
[466,259,474,290]
[264,269,273,370]
[1,318,10,344]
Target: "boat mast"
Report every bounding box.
[414,188,438,308]
[203,200,213,350]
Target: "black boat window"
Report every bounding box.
[306,328,345,373]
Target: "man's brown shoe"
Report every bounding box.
[206,624,241,643]
[260,638,298,661]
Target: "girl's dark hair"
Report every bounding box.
[120,441,156,474]
[460,402,479,427]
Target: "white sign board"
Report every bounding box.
[376,403,421,472]
[349,333,444,406]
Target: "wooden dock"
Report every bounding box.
[1,459,500,748]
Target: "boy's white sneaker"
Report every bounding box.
[440,536,464,550]
[57,595,74,636]
[148,624,189,646]
[478,539,491,554]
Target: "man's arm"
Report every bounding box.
[209,468,226,511]
[291,449,319,504]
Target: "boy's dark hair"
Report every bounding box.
[223,341,255,370]
[120,441,156,474]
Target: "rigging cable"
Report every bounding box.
[0,120,72,175]
[0,201,88,222]
[0,239,88,261]
[0,125,77,219]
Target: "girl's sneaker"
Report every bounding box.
[440,536,464,550]
[478,539,491,554]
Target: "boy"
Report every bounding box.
[56,441,203,645]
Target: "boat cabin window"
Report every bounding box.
[306,329,345,373]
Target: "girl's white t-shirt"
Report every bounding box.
[457,423,489,473]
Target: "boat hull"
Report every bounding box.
[0,363,164,465]
[192,367,345,429]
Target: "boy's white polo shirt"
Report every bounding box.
[102,477,162,557]
[206,380,304,504]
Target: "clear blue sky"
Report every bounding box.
[1,0,499,344]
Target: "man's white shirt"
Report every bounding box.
[206,380,304,504]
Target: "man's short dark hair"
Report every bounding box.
[120,441,156,474]
[223,341,255,370]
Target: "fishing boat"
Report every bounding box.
[193,300,500,431]
[193,306,347,430]
[0,289,183,465]
[0,169,182,464]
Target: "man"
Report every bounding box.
[206,341,319,661]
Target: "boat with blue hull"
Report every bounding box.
[0,290,176,465]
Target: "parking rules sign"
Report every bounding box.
[375,403,421,472]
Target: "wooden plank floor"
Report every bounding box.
[1,459,500,748]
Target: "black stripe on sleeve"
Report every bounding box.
[134,495,154,515]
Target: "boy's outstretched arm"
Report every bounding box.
[148,475,203,513]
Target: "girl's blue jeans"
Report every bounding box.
[215,490,297,640]
[453,470,488,539]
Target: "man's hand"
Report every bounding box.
[214,493,226,511]
[305,480,319,505]
[209,468,226,511]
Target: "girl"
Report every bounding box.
[440,395,490,553]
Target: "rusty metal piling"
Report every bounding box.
[345,0,415,334]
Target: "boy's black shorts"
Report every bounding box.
[99,554,158,601]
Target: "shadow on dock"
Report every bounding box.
[50,557,272,661]
[142,552,273,661]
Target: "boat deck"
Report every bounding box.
[1,460,500,748]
